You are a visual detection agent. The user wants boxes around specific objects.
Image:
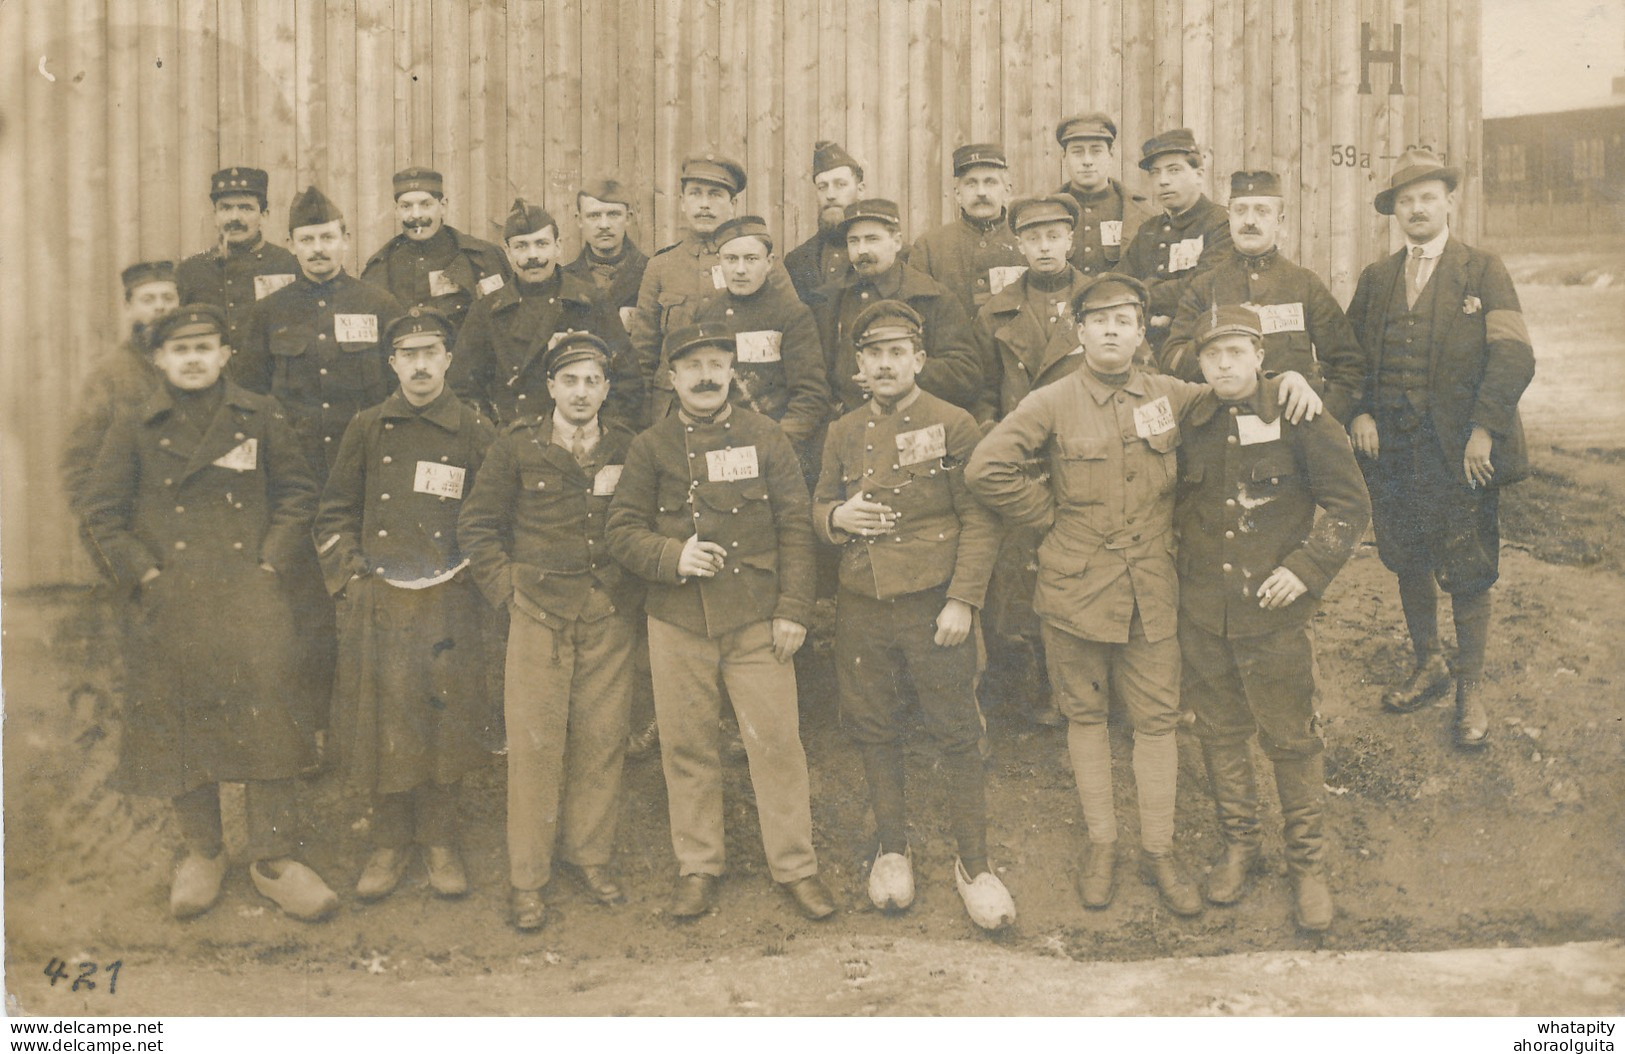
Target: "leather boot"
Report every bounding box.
[1454,678,1490,750]
[1200,740,1262,905]
[1274,754,1333,932]
[1380,651,1452,713]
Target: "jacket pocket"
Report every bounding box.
[1053,433,1110,505]
[269,325,315,402]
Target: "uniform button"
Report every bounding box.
[1132,533,1141,542]
[732,567,740,574]
[731,541,739,547]
[726,308,734,316]
[892,463,900,470]
[321,402,330,409]
[723,422,731,429]
[164,478,173,486]
[686,426,694,433]
[688,452,696,458]
[1226,435,1238,445]
[318,300,326,307]
[382,456,392,464]
[324,436,332,443]
[232,541,244,550]
[377,529,388,537]
[377,566,385,574]
[1250,273,1259,281]
[1229,406,1239,415]
[235,432,246,441]
[865,444,873,451]
[893,488,901,494]
[1222,562,1233,572]
[518,393,527,400]
[901,417,910,424]
[440,455,449,462]
[380,493,390,500]
[234,502,243,509]
[1270,477,1279,484]
[731,507,739,514]
[318,333,327,340]
[175,505,185,513]
[1225,498,1236,508]
[866,420,875,427]
[320,367,328,375]
[159,437,171,447]
[1157,264,1166,272]
[1225,530,1235,539]
[174,541,186,550]
[384,423,393,430]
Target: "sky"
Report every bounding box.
[1482,0,1625,116]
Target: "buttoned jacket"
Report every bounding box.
[974,266,1093,421]
[690,283,830,444]
[1058,179,1155,276]
[909,212,1026,318]
[176,237,300,351]
[1120,195,1233,323]
[360,225,511,333]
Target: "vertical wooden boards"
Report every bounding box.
[579,0,621,244]
[906,0,942,240]
[689,0,719,152]
[543,0,581,240]
[466,0,506,244]
[1271,0,1299,250]
[1121,0,1153,187]
[782,0,819,248]
[1299,0,1333,281]
[139,0,179,259]
[653,0,685,244]
[0,0,31,579]
[432,0,469,237]
[1457,0,1481,241]
[816,0,847,161]
[1329,0,1361,299]
[1059,0,1091,123]
[1092,0,1125,186]
[844,0,880,198]
[618,0,655,248]
[179,0,220,254]
[258,0,298,243]
[1242,0,1272,171]
[969,0,1000,142]
[1153,0,1182,133]
[216,0,251,174]
[65,0,112,359]
[294,0,326,200]
[1447,0,1472,243]
[1183,0,1214,168]
[877,0,909,221]
[935,0,970,223]
[1417,0,1447,159]
[356,0,393,255]
[1029,0,1063,197]
[325,0,358,254]
[717,0,747,211]
[1367,0,1400,257]
[997,0,1031,198]
[404,0,434,172]
[747,0,783,235]
[1209,0,1242,193]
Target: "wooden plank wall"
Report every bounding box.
[2,0,1481,588]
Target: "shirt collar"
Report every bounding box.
[551,409,601,446]
[677,400,734,427]
[868,384,922,417]
[380,386,463,430]
[1076,363,1147,404]
[1407,226,1450,260]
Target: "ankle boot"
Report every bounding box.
[1274,753,1333,932]
[1200,740,1262,905]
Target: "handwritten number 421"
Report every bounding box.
[43,958,121,994]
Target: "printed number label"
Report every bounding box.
[1133,396,1176,438]
[212,437,258,472]
[593,464,623,496]
[895,423,947,467]
[477,273,505,296]
[254,273,296,300]
[987,266,1028,296]
[1168,236,1204,273]
[1100,221,1123,247]
[427,270,460,298]
[1253,302,1306,334]
[334,314,379,343]
[734,330,782,364]
[705,445,759,482]
[710,265,727,290]
[1236,414,1282,446]
[413,461,467,499]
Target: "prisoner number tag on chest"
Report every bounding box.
[211,438,257,472]
[710,264,727,290]
[1133,396,1176,439]
[895,423,947,467]
[735,330,782,364]
[428,269,460,298]
[988,265,1028,296]
[1254,302,1306,334]
[477,273,505,296]
[706,445,759,482]
[334,313,379,343]
[254,273,296,300]
[592,464,623,496]
[618,305,636,328]
[1235,414,1282,446]
[413,460,466,499]
[1168,235,1204,273]
[1100,221,1123,247]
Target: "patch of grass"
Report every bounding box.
[1501,465,1625,575]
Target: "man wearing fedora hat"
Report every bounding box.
[909,143,1027,318]
[176,167,298,352]
[785,140,866,303]
[1345,148,1535,750]
[1053,112,1155,278]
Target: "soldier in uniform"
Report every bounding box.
[1174,305,1370,932]
[605,322,836,923]
[460,332,642,931]
[812,300,1014,931]
[1346,148,1535,749]
[809,199,983,417]
[967,275,1324,917]
[1119,129,1232,352]
[176,167,299,352]
[626,154,795,418]
[82,304,338,922]
[314,307,496,903]
[784,140,866,303]
[971,195,1096,727]
[1053,113,1154,278]
[909,143,1026,319]
[1162,170,1365,424]
[360,167,510,343]
[449,198,642,429]
[562,177,649,327]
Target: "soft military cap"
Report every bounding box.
[288,185,344,230]
[1374,147,1461,216]
[812,140,862,180]
[392,166,444,198]
[504,197,556,240]
[953,143,1008,176]
[1055,112,1117,146]
[384,305,453,349]
[543,330,611,377]
[1194,304,1264,349]
[1071,273,1148,317]
[210,166,269,202]
[664,321,736,364]
[680,154,747,195]
[151,303,227,346]
[1139,127,1203,170]
[122,259,176,294]
[1009,194,1082,233]
[839,198,903,236]
[852,299,925,347]
[1230,170,1283,198]
[713,215,774,252]
[578,176,634,207]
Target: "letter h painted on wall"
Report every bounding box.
[1359,22,1404,95]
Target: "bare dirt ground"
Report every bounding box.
[5,252,1623,1017]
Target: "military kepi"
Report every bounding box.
[1055,112,1117,146]
[210,166,269,202]
[543,330,611,377]
[1374,147,1460,216]
[151,303,227,347]
[1139,128,1203,170]
[664,321,736,364]
[852,299,925,347]
[680,154,747,195]
[839,198,902,235]
[1009,194,1081,233]
[713,215,773,251]
[122,259,176,293]
[1194,304,1264,349]
[953,143,1008,176]
[1071,273,1148,316]
[504,198,554,240]
[384,306,453,349]
[1230,170,1283,198]
[288,185,343,229]
[392,167,444,198]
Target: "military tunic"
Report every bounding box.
[562,240,650,325]
[1059,179,1155,277]
[1162,248,1366,424]
[63,335,162,521]
[1120,195,1233,348]
[314,388,496,795]
[909,212,1026,319]
[447,268,644,429]
[784,229,852,305]
[175,237,300,352]
[690,283,830,448]
[360,225,511,339]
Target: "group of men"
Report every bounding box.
[63,109,1533,939]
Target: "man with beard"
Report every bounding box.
[176,167,298,353]
[361,167,510,343]
[606,322,835,923]
[1161,170,1365,425]
[1052,113,1154,278]
[449,198,642,429]
[809,199,982,417]
[909,143,1026,318]
[784,141,866,303]
[562,177,649,327]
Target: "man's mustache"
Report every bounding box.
[222,221,248,232]
[688,380,724,393]
[518,259,547,268]
[1239,226,1261,235]
[853,254,877,266]
[404,218,433,228]
[306,253,330,262]
[411,371,432,380]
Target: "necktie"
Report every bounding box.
[1405,246,1426,309]
[571,427,590,468]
